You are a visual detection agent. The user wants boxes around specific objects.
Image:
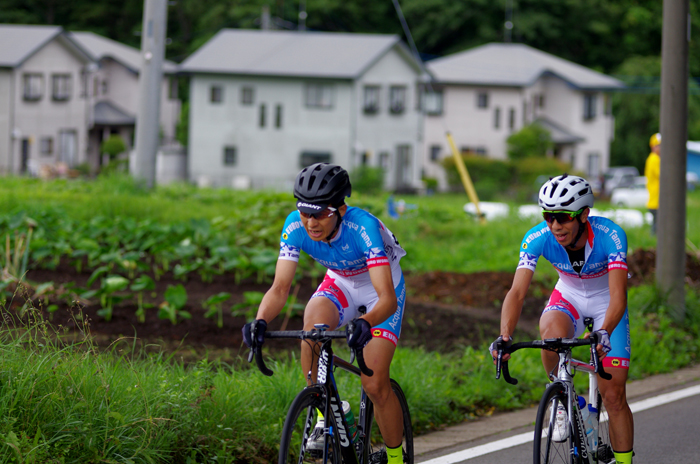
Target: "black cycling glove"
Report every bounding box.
[346,318,372,350]
[242,319,268,347]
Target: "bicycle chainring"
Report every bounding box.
[596,442,615,463]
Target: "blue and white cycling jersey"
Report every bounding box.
[517,216,628,295]
[278,206,406,286]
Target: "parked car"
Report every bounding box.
[610,173,698,207]
[610,176,648,207]
[602,166,640,197]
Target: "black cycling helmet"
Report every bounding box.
[294,163,351,213]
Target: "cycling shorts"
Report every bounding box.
[310,271,406,346]
[542,287,631,369]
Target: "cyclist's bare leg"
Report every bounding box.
[598,366,634,453]
[300,296,340,384]
[361,337,404,448]
[538,310,575,375]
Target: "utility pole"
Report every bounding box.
[657,0,689,320]
[132,0,168,188]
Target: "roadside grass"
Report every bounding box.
[0,284,697,462]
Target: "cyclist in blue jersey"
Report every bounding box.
[490,174,634,464]
[243,163,407,464]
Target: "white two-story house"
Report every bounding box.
[0,24,94,174]
[180,29,425,192]
[423,43,624,190]
[67,31,181,169]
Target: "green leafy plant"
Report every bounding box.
[86,275,130,322]
[158,284,191,325]
[202,292,231,328]
[130,275,156,323]
[231,291,265,321]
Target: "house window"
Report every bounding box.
[223,146,237,166]
[40,137,53,155]
[305,83,333,109]
[477,92,488,108]
[509,108,516,130]
[583,93,597,120]
[429,145,441,162]
[475,147,488,156]
[275,104,283,128]
[300,151,332,167]
[603,93,612,116]
[23,74,43,101]
[494,107,501,129]
[587,153,601,178]
[538,94,545,109]
[379,151,390,169]
[52,74,71,101]
[423,90,443,115]
[363,85,380,114]
[101,79,108,95]
[241,87,254,105]
[259,104,266,127]
[93,76,99,96]
[210,85,223,103]
[168,77,178,100]
[389,85,406,114]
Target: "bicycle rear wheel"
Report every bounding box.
[534,382,583,464]
[279,386,341,464]
[594,392,614,464]
[362,379,414,464]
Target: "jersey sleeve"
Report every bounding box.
[606,224,628,271]
[359,218,391,268]
[278,211,304,262]
[516,223,549,272]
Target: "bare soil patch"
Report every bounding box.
[14,248,700,359]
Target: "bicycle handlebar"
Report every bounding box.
[495,333,613,385]
[249,329,374,377]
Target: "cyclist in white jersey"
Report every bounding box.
[243,163,407,464]
[490,174,634,464]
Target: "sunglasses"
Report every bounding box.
[299,206,337,220]
[542,208,584,224]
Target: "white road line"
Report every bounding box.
[419,384,700,464]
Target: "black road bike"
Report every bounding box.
[249,320,414,464]
[494,318,616,464]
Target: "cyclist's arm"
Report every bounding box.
[500,268,534,339]
[592,267,628,356]
[254,259,298,323]
[362,264,398,327]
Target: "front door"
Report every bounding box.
[395,144,412,192]
[59,129,77,167]
[20,138,29,173]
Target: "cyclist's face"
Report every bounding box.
[300,204,346,241]
[546,208,589,247]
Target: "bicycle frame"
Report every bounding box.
[554,350,603,463]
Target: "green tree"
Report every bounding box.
[101,134,127,161]
[506,123,553,160]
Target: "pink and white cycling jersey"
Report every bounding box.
[517,216,628,295]
[278,206,406,286]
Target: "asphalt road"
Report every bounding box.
[415,364,700,464]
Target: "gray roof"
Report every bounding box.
[93,100,136,126]
[0,24,65,67]
[180,29,419,79]
[68,31,178,74]
[427,43,624,91]
[535,117,585,144]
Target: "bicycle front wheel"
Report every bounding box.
[534,382,583,464]
[362,379,414,464]
[279,386,341,464]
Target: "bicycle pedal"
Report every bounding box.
[368,448,387,464]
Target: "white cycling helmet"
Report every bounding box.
[538,174,594,211]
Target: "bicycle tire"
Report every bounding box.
[362,379,414,464]
[533,382,584,464]
[594,392,614,464]
[279,386,341,464]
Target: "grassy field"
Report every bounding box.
[0,175,698,462]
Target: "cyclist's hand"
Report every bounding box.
[592,329,611,359]
[242,319,267,348]
[490,335,511,364]
[346,318,372,350]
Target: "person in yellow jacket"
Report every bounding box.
[645,133,661,235]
